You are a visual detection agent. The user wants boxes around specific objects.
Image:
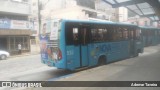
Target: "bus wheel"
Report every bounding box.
[135,49,140,57]
[135,53,139,57]
[98,56,107,66]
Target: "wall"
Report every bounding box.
[128,17,151,26]
[118,7,128,22]
[50,7,88,20]
[0,0,30,15]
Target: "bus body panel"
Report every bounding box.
[134,40,144,55]
[141,27,160,47]
[107,41,130,62]
[88,43,110,66]
[148,36,153,46]
[88,41,129,65]
[40,20,67,69]
[66,45,89,70]
[152,36,156,45]
[66,46,80,70]
[142,36,147,47]
[81,45,89,67]
[55,21,66,69]
[65,41,130,69]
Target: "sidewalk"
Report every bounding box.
[9,52,40,58]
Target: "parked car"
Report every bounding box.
[0,50,10,60]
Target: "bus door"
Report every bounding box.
[129,29,135,56]
[79,26,90,67]
[73,25,89,68]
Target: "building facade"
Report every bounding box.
[127,17,159,28]
[95,0,128,22]
[0,0,31,55]
[41,0,115,22]
[29,0,40,53]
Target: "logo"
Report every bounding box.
[1,82,42,87]
[2,82,11,87]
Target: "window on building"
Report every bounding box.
[9,36,29,51]
[31,39,36,45]
[24,37,29,50]
[10,37,15,51]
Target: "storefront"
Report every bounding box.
[8,36,30,55]
[0,30,31,55]
[0,19,32,55]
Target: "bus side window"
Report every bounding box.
[95,29,100,41]
[103,29,108,41]
[112,27,117,41]
[107,27,114,41]
[66,24,74,45]
[91,28,100,42]
[135,29,141,40]
[130,30,134,40]
[73,28,79,45]
[98,28,107,41]
[107,27,112,41]
[123,28,129,40]
[91,25,108,42]
[80,28,87,45]
[91,28,96,42]
[117,27,123,40]
[91,28,108,42]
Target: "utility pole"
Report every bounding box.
[38,0,41,36]
[37,0,51,36]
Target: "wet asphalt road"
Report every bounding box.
[0,54,72,81]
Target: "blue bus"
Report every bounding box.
[40,19,144,70]
[141,27,160,47]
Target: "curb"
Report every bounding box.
[9,53,40,58]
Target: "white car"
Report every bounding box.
[0,50,10,60]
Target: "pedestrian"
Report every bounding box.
[18,43,22,54]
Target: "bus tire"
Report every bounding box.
[135,53,139,57]
[98,56,107,66]
[135,49,140,57]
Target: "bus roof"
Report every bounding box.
[62,19,137,27]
